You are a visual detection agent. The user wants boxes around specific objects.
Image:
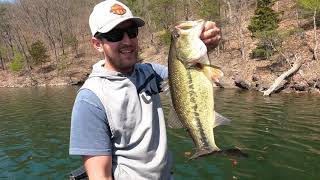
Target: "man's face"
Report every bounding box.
[94,20,139,73]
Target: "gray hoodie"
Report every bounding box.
[81,60,172,180]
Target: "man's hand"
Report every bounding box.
[200,21,221,51]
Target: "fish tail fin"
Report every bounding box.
[189,148,249,160]
[189,147,220,160]
[189,149,214,160]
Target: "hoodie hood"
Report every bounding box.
[89,60,136,80]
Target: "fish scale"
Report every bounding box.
[186,70,210,149]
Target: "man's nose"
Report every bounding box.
[121,33,131,43]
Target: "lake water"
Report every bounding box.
[0,86,319,179]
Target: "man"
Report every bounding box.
[69,0,221,179]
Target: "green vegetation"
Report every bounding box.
[9,50,24,72]
[29,41,48,65]
[248,7,279,34]
[65,35,79,56]
[250,30,282,59]
[56,53,68,73]
[297,0,320,26]
[297,0,320,14]
[248,0,280,60]
[248,0,280,34]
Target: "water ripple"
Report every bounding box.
[1,87,320,179]
[0,86,81,179]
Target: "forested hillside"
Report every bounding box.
[0,0,319,94]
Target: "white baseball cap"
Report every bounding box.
[89,0,145,36]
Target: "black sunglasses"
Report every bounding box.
[96,26,139,42]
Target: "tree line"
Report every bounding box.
[0,0,101,71]
[0,0,319,72]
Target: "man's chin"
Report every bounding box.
[119,59,137,70]
[120,55,138,64]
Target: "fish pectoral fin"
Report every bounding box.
[203,65,224,83]
[167,109,184,129]
[213,112,231,128]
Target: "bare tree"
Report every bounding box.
[297,0,320,60]
[235,0,247,61]
[0,5,15,60]
[311,9,318,60]
[7,5,33,70]
[15,0,87,63]
[0,50,5,70]
[183,0,191,20]
[224,0,251,61]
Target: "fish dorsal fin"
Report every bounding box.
[213,112,231,128]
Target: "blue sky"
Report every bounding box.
[0,0,15,3]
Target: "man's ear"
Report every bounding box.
[91,37,104,53]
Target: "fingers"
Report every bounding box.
[201,29,221,41]
[203,34,221,48]
[203,21,216,31]
[200,21,221,50]
[200,21,220,40]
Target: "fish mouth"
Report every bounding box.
[172,19,207,62]
[175,19,205,31]
[176,22,195,30]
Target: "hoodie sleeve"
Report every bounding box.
[69,89,112,156]
[148,63,168,80]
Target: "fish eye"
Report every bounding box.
[172,31,180,39]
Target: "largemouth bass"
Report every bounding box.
[168,20,246,159]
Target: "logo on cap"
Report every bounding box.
[110,4,126,15]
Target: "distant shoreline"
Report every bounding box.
[1,79,319,96]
